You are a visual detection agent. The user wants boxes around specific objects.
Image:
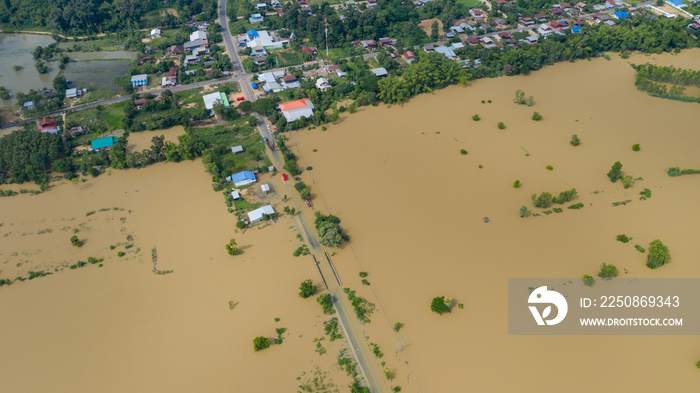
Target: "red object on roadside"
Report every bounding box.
[282,173,288,181]
[237,96,245,101]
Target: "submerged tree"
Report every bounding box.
[607,161,623,182]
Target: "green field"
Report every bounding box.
[65,103,126,131]
[456,0,484,9]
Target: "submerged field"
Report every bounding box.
[0,49,699,392]
[289,49,700,392]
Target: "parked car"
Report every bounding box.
[237,96,245,101]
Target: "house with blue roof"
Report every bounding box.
[572,25,582,32]
[130,74,148,87]
[666,0,687,7]
[231,171,257,187]
[91,136,118,151]
[613,10,629,19]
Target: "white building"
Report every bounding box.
[190,31,207,42]
[203,92,229,110]
[150,28,161,38]
[246,30,286,49]
[370,67,388,77]
[231,145,243,154]
[315,77,330,90]
[65,88,79,99]
[434,46,457,60]
[261,184,270,193]
[279,98,314,122]
[248,205,275,222]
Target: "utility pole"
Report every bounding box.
[324,16,329,68]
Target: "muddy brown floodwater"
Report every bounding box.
[0,49,698,392]
[290,49,700,393]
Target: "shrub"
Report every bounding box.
[478,164,483,168]
[646,239,670,269]
[513,180,520,188]
[607,161,623,182]
[497,122,505,129]
[696,360,700,369]
[294,181,307,192]
[317,293,335,314]
[299,189,311,200]
[472,114,480,121]
[532,192,554,208]
[431,296,452,315]
[253,336,270,351]
[299,279,317,298]
[582,275,595,287]
[225,238,240,255]
[568,203,584,210]
[236,220,246,229]
[597,263,618,279]
[293,245,310,257]
[460,149,468,155]
[359,271,368,278]
[570,134,580,146]
[117,251,125,257]
[622,175,634,189]
[371,343,383,358]
[546,165,553,171]
[393,322,403,332]
[531,112,543,121]
[519,205,529,217]
[639,188,651,199]
[632,144,640,151]
[554,188,576,204]
[70,235,83,247]
[635,244,645,253]
[616,234,630,243]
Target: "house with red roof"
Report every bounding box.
[37,118,60,134]
[279,98,314,122]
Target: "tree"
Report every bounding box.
[570,134,580,146]
[317,293,335,314]
[472,114,480,121]
[531,112,543,121]
[53,74,67,92]
[607,161,623,182]
[497,122,505,129]
[582,275,595,287]
[621,175,634,189]
[35,60,47,74]
[299,279,317,298]
[299,189,311,200]
[431,296,451,315]
[70,235,83,247]
[597,263,618,279]
[253,336,270,351]
[236,221,246,229]
[632,144,640,151]
[393,322,403,332]
[646,239,670,269]
[531,192,553,208]
[225,238,240,255]
[430,21,439,41]
[519,205,529,217]
[513,180,520,188]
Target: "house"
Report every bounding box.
[166,45,184,56]
[231,145,243,154]
[134,98,150,109]
[560,2,572,9]
[378,37,394,46]
[367,0,377,7]
[232,171,257,187]
[538,23,554,36]
[203,92,230,110]
[492,17,508,26]
[251,46,267,56]
[605,0,623,7]
[520,17,534,25]
[336,70,347,78]
[23,101,35,110]
[526,35,539,44]
[190,31,207,42]
[403,51,416,63]
[283,74,298,84]
[613,10,629,18]
[150,28,161,38]
[69,126,87,136]
[470,8,486,19]
[261,184,270,193]
[481,37,496,48]
[65,88,79,99]
[231,190,240,200]
[445,32,456,38]
[688,22,700,32]
[549,8,565,16]
[466,37,481,46]
[279,98,315,122]
[249,13,264,23]
[161,76,177,87]
[259,72,283,92]
[247,205,275,222]
[246,30,287,49]
[91,136,118,151]
[301,6,312,14]
[130,74,148,87]
[254,56,267,67]
[327,64,340,72]
[371,67,389,77]
[434,46,456,60]
[184,39,208,51]
[169,67,177,77]
[256,2,267,10]
[667,0,688,7]
[576,2,586,11]
[535,13,547,22]
[593,13,612,23]
[572,25,582,33]
[184,55,200,65]
[316,78,330,90]
[37,118,60,133]
[301,45,317,55]
[423,44,434,52]
[189,21,208,31]
[497,31,512,40]
[360,40,377,49]
[139,56,152,64]
[451,25,464,33]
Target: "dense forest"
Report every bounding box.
[0,0,217,34]
[633,63,700,103]
[0,130,62,184]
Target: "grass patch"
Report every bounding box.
[634,244,645,253]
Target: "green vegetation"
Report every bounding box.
[394,322,403,332]
[299,279,317,299]
[431,296,452,315]
[621,175,634,189]
[531,112,543,121]
[532,192,554,208]
[343,288,375,323]
[598,263,619,280]
[616,234,631,243]
[225,238,240,256]
[666,167,700,177]
[361,279,370,286]
[519,205,529,217]
[570,134,581,146]
[514,90,533,106]
[370,343,383,358]
[513,180,520,188]
[117,251,125,257]
[632,144,640,151]
[324,318,342,341]
[293,245,310,257]
[472,114,480,121]
[646,239,670,269]
[696,360,700,369]
[546,165,553,171]
[460,149,468,155]
[553,207,563,213]
[568,203,584,210]
[253,336,270,352]
[314,212,348,248]
[497,122,506,129]
[607,161,623,182]
[359,272,368,278]
[317,293,335,315]
[274,327,286,345]
[0,86,10,100]
[582,275,595,287]
[0,130,62,185]
[635,244,646,253]
[70,235,83,247]
[633,63,700,103]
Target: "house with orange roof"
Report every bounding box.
[279,98,314,122]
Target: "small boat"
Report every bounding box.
[304,199,313,207]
